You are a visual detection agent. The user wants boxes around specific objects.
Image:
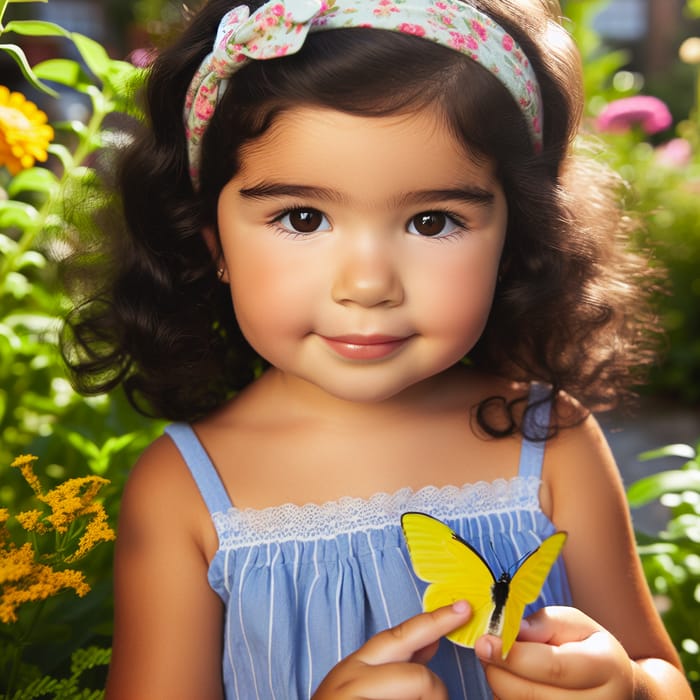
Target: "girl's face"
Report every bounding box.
[216,106,507,404]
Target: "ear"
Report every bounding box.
[202,226,229,283]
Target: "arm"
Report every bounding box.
[477,411,692,699]
[105,436,225,700]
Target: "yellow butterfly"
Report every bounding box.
[401,512,567,659]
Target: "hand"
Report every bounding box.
[313,601,472,700]
[475,606,634,700]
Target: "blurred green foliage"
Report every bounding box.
[565,0,700,403]
[0,2,162,696]
[628,444,700,694]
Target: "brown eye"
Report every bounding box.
[408,212,449,237]
[280,208,330,234]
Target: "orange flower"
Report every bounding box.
[0,86,54,175]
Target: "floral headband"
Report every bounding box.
[184,0,544,189]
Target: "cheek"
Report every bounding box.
[413,248,500,337]
[226,243,315,346]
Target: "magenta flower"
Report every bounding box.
[128,47,157,68]
[595,96,672,135]
[655,138,692,168]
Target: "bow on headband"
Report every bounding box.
[184,0,544,189]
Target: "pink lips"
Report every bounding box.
[321,334,410,361]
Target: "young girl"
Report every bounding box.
[62,0,693,697]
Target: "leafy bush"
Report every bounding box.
[0,2,163,696]
[564,0,700,402]
[628,444,700,695]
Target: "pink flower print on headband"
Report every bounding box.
[184,0,544,189]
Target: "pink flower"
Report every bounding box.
[595,96,672,135]
[471,19,487,41]
[655,138,692,168]
[128,47,157,68]
[195,93,215,121]
[502,35,514,52]
[447,31,469,50]
[398,23,426,36]
[271,3,284,15]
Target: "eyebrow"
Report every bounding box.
[238,182,495,207]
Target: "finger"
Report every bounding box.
[355,601,471,666]
[340,661,449,700]
[477,629,628,691]
[411,639,441,666]
[517,606,602,646]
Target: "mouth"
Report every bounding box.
[320,334,412,361]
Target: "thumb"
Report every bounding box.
[517,606,602,646]
[355,601,472,666]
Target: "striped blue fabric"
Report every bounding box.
[164,386,571,699]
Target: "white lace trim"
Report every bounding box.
[212,476,542,549]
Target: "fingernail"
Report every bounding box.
[452,600,469,614]
[476,638,493,661]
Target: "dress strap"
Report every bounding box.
[164,423,233,514]
[517,383,552,480]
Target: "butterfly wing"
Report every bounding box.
[498,531,568,658]
[400,512,496,648]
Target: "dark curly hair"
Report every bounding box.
[60,0,660,437]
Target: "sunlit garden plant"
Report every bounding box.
[576,0,700,403]
[628,444,700,694]
[1,455,114,699]
[0,0,163,696]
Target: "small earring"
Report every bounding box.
[217,267,225,281]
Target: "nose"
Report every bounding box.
[331,233,404,308]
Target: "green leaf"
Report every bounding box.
[686,0,700,18]
[15,250,47,270]
[33,57,93,91]
[639,444,697,462]
[637,542,679,556]
[47,143,74,171]
[63,431,102,460]
[0,43,58,96]
[3,270,31,298]
[70,32,111,82]
[628,470,700,507]
[3,18,71,38]
[0,199,40,230]
[6,166,59,197]
[0,231,18,255]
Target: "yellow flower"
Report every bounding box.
[41,475,110,533]
[0,542,35,585]
[66,504,116,562]
[0,556,89,624]
[10,454,43,497]
[0,86,54,175]
[15,509,49,534]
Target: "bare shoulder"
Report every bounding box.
[107,433,225,698]
[118,431,217,556]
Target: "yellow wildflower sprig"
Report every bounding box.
[0,455,115,625]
